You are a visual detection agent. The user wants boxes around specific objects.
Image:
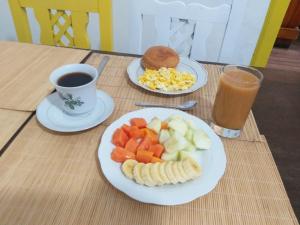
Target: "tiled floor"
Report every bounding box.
[267,41,300,72]
[252,42,300,221]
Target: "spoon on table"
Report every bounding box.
[135,100,197,111]
[97,55,110,76]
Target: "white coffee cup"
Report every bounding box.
[50,64,98,115]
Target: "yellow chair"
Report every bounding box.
[8,0,113,50]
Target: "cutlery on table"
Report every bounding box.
[97,55,110,76]
[135,100,197,111]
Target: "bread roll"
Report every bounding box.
[142,46,179,70]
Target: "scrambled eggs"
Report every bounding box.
[138,67,196,91]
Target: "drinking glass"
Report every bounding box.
[211,65,263,138]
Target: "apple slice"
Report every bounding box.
[193,129,212,150]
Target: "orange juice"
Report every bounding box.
[212,66,262,134]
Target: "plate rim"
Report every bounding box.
[98,108,226,205]
[127,57,208,95]
[36,90,115,132]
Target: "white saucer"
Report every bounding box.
[37,90,114,132]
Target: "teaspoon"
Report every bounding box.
[135,100,197,111]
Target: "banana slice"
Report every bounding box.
[165,161,178,184]
[150,163,164,186]
[159,162,170,184]
[182,158,202,179]
[177,161,191,181]
[122,159,137,179]
[172,161,187,183]
[130,158,201,186]
[188,158,202,177]
[133,163,145,185]
[141,163,156,186]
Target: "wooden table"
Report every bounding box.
[0,42,298,225]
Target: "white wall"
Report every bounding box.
[0,0,17,41]
[0,0,270,65]
[219,0,270,64]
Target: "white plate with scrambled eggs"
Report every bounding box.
[127,57,208,95]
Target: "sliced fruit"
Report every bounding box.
[168,115,183,121]
[168,129,175,137]
[112,128,129,147]
[159,129,170,144]
[136,150,154,163]
[121,124,131,136]
[172,161,186,183]
[185,129,194,142]
[188,158,202,176]
[133,163,145,184]
[168,119,188,136]
[122,159,137,179]
[164,131,187,153]
[182,158,202,179]
[141,163,156,186]
[193,129,212,150]
[143,128,159,144]
[137,136,152,151]
[150,163,164,185]
[176,161,190,181]
[148,144,164,158]
[125,138,139,153]
[111,147,135,163]
[130,118,147,128]
[161,121,169,129]
[178,150,199,161]
[182,142,196,152]
[128,126,145,139]
[111,150,124,163]
[159,162,170,184]
[161,151,178,161]
[147,117,161,133]
[185,119,197,130]
[165,161,178,184]
[151,156,163,163]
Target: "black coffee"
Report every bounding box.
[57,73,93,87]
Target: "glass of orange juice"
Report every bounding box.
[211,65,263,138]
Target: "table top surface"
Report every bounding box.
[0,42,298,225]
[0,41,89,111]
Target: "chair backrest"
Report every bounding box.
[8,0,113,50]
[128,0,231,61]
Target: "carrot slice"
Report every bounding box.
[151,156,163,163]
[130,118,147,128]
[142,128,159,144]
[137,136,152,151]
[125,138,139,153]
[112,128,129,147]
[136,150,154,163]
[111,147,135,163]
[148,144,165,158]
[121,124,131,136]
[161,121,168,129]
[128,126,145,139]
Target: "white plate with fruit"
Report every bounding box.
[98,108,226,205]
